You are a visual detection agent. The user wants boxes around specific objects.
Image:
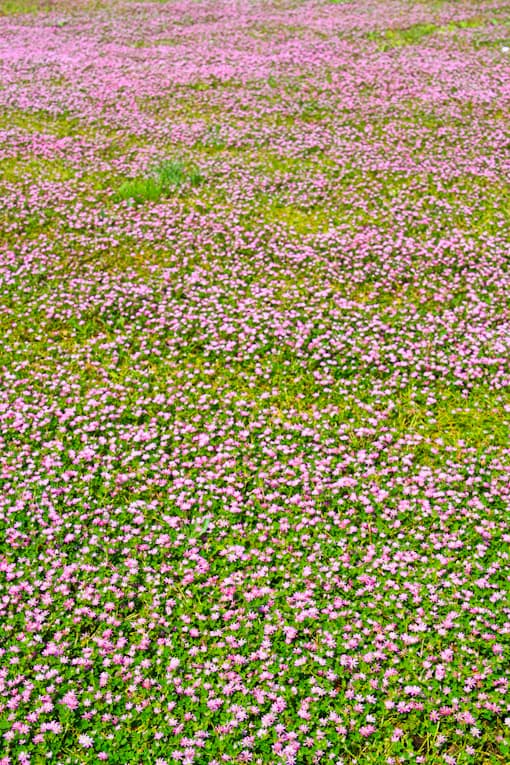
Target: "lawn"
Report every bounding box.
[0,0,509,763]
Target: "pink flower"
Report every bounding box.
[61,691,79,710]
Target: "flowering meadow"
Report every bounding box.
[1,0,510,763]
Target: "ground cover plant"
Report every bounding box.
[0,0,510,763]
[115,160,203,204]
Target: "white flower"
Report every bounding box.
[78,734,94,748]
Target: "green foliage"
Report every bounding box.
[0,0,42,13]
[368,17,486,50]
[368,23,438,49]
[115,159,203,204]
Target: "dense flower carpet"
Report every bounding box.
[0,0,510,763]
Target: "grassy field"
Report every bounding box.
[0,0,510,763]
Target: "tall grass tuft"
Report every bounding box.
[115,159,203,204]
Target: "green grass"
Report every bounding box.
[368,17,486,50]
[0,0,48,13]
[132,38,179,48]
[0,0,104,13]
[0,156,75,184]
[114,159,203,204]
